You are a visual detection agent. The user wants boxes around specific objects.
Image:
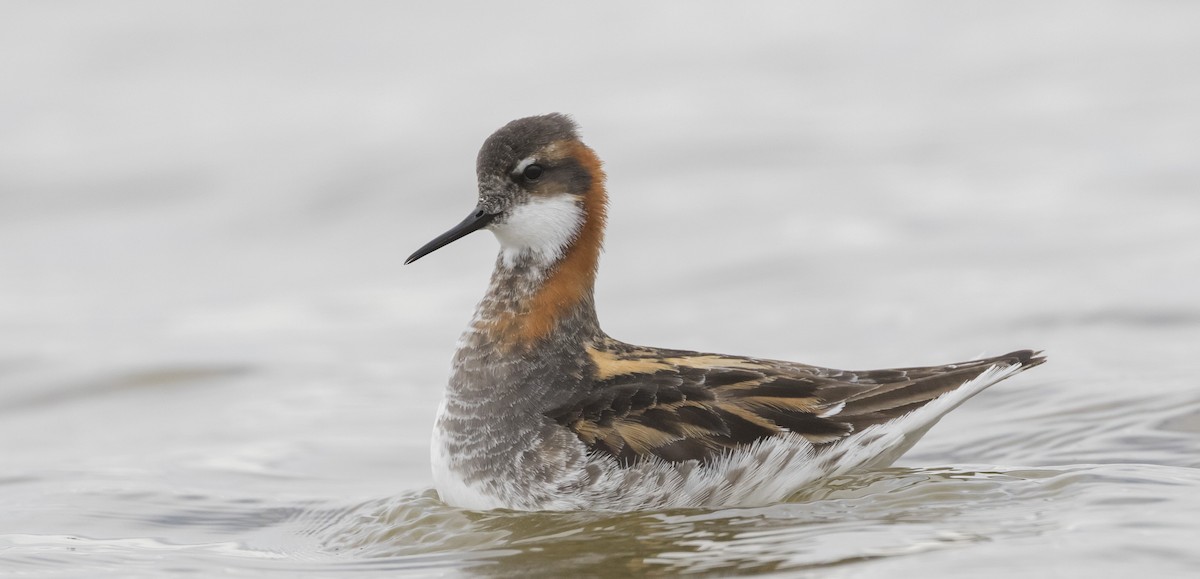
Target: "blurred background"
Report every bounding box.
[2,1,1199,577]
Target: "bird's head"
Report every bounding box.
[406,113,606,267]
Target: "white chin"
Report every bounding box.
[490,194,583,266]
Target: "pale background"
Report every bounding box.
[2,2,1199,577]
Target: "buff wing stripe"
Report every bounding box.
[546,345,1044,465]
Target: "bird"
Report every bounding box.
[405,113,1045,512]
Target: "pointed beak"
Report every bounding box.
[405,206,496,265]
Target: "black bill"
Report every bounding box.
[405,206,495,265]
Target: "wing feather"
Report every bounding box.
[545,341,1044,465]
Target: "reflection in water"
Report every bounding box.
[305,465,1200,576]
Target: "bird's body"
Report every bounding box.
[407,114,1044,511]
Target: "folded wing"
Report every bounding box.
[545,342,1044,465]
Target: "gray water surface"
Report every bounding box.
[3,2,1200,577]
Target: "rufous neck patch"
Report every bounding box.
[487,142,608,346]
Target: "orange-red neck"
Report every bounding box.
[483,142,607,347]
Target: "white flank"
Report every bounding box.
[429,400,506,510]
[490,194,583,267]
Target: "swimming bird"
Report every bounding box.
[405,113,1045,511]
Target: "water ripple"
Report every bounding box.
[297,464,1200,577]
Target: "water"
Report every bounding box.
[2,2,1199,577]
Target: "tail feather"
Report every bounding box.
[817,350,1045,470]
[832,350,1044,430]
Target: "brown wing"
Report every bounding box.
[545,341,1044,465]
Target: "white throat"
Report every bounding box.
[489,194,583,268]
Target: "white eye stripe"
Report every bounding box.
[514,157,538,175]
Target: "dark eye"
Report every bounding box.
[522,164,544,181]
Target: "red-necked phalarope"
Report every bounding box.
[406,113,1045,511]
